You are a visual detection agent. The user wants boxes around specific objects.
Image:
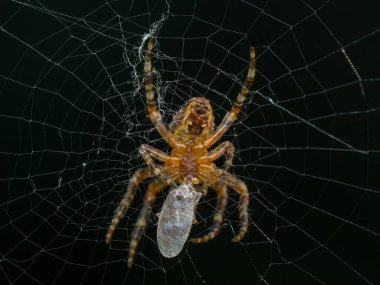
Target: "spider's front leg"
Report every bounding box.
[128,180,167,267]
[223,172,249,242]
[191,182,228,243]
[105,167,150,244]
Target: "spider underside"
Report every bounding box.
[106,38,256,267]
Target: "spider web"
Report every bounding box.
[0,0,379,284]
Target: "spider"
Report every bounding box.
[106,38,255,267]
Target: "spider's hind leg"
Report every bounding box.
[191,182,228,243]
[203,46,255,149]
[144,38,177,148]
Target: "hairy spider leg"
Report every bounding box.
[144,38,183,149]
[140,144,170,162]
[191,182,228,243]
[105,168,150,244]
[223,172,250,242]
[128,180,167,267]
[139,144,180,185]
[198,140,235,177]
[204,47,256,149]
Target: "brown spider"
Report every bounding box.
[106,38,255,267]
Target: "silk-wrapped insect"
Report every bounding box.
[157,183,202,258]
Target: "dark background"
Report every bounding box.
[0,0,379,284]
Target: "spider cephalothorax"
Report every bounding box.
[106,38,255,267]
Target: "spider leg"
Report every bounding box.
[127,180,167,267]
[144,38,182,148]
[139,144,179,185]
[198,141,235,176]
[204,46,255,149]
[105,167,150,244]
[222,172,249,242]
[140,144,169,161]
[190,182,228,243]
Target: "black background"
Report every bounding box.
[0,0,380,284]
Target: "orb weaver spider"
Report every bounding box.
[106,38,255,267]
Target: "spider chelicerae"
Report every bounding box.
[106,38,255,267]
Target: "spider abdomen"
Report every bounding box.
[170,97,215,143]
